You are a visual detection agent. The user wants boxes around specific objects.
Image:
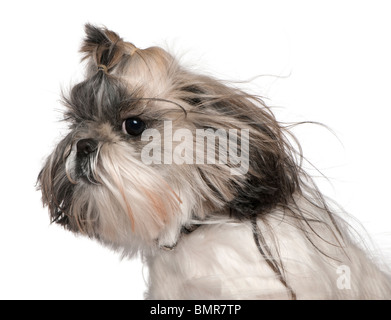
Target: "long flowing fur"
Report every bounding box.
[37,24,391,299]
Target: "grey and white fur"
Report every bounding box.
[37,24,391,299]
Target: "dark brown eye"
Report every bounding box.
[122,118,146,136]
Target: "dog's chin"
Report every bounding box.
[47,140,190,256]
[70,182,156,256]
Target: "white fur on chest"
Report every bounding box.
[145,216,391,299]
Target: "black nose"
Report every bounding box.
[76,139,98,156]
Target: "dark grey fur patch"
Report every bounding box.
[63,73,129,128]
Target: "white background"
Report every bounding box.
[1,0,390,299]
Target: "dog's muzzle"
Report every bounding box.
[65,138,101,185]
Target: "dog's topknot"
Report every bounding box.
[81,24,138,73]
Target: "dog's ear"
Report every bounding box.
[80,24,137,72]
[227,118,300,218]
[182,81,300,217]
[228,98,300,216]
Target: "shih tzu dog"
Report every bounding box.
[37,24,391,299]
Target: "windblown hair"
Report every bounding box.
[37,24,391,299]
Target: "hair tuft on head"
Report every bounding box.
[80,24,136,73]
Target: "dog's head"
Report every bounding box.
[37,24,299,255]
